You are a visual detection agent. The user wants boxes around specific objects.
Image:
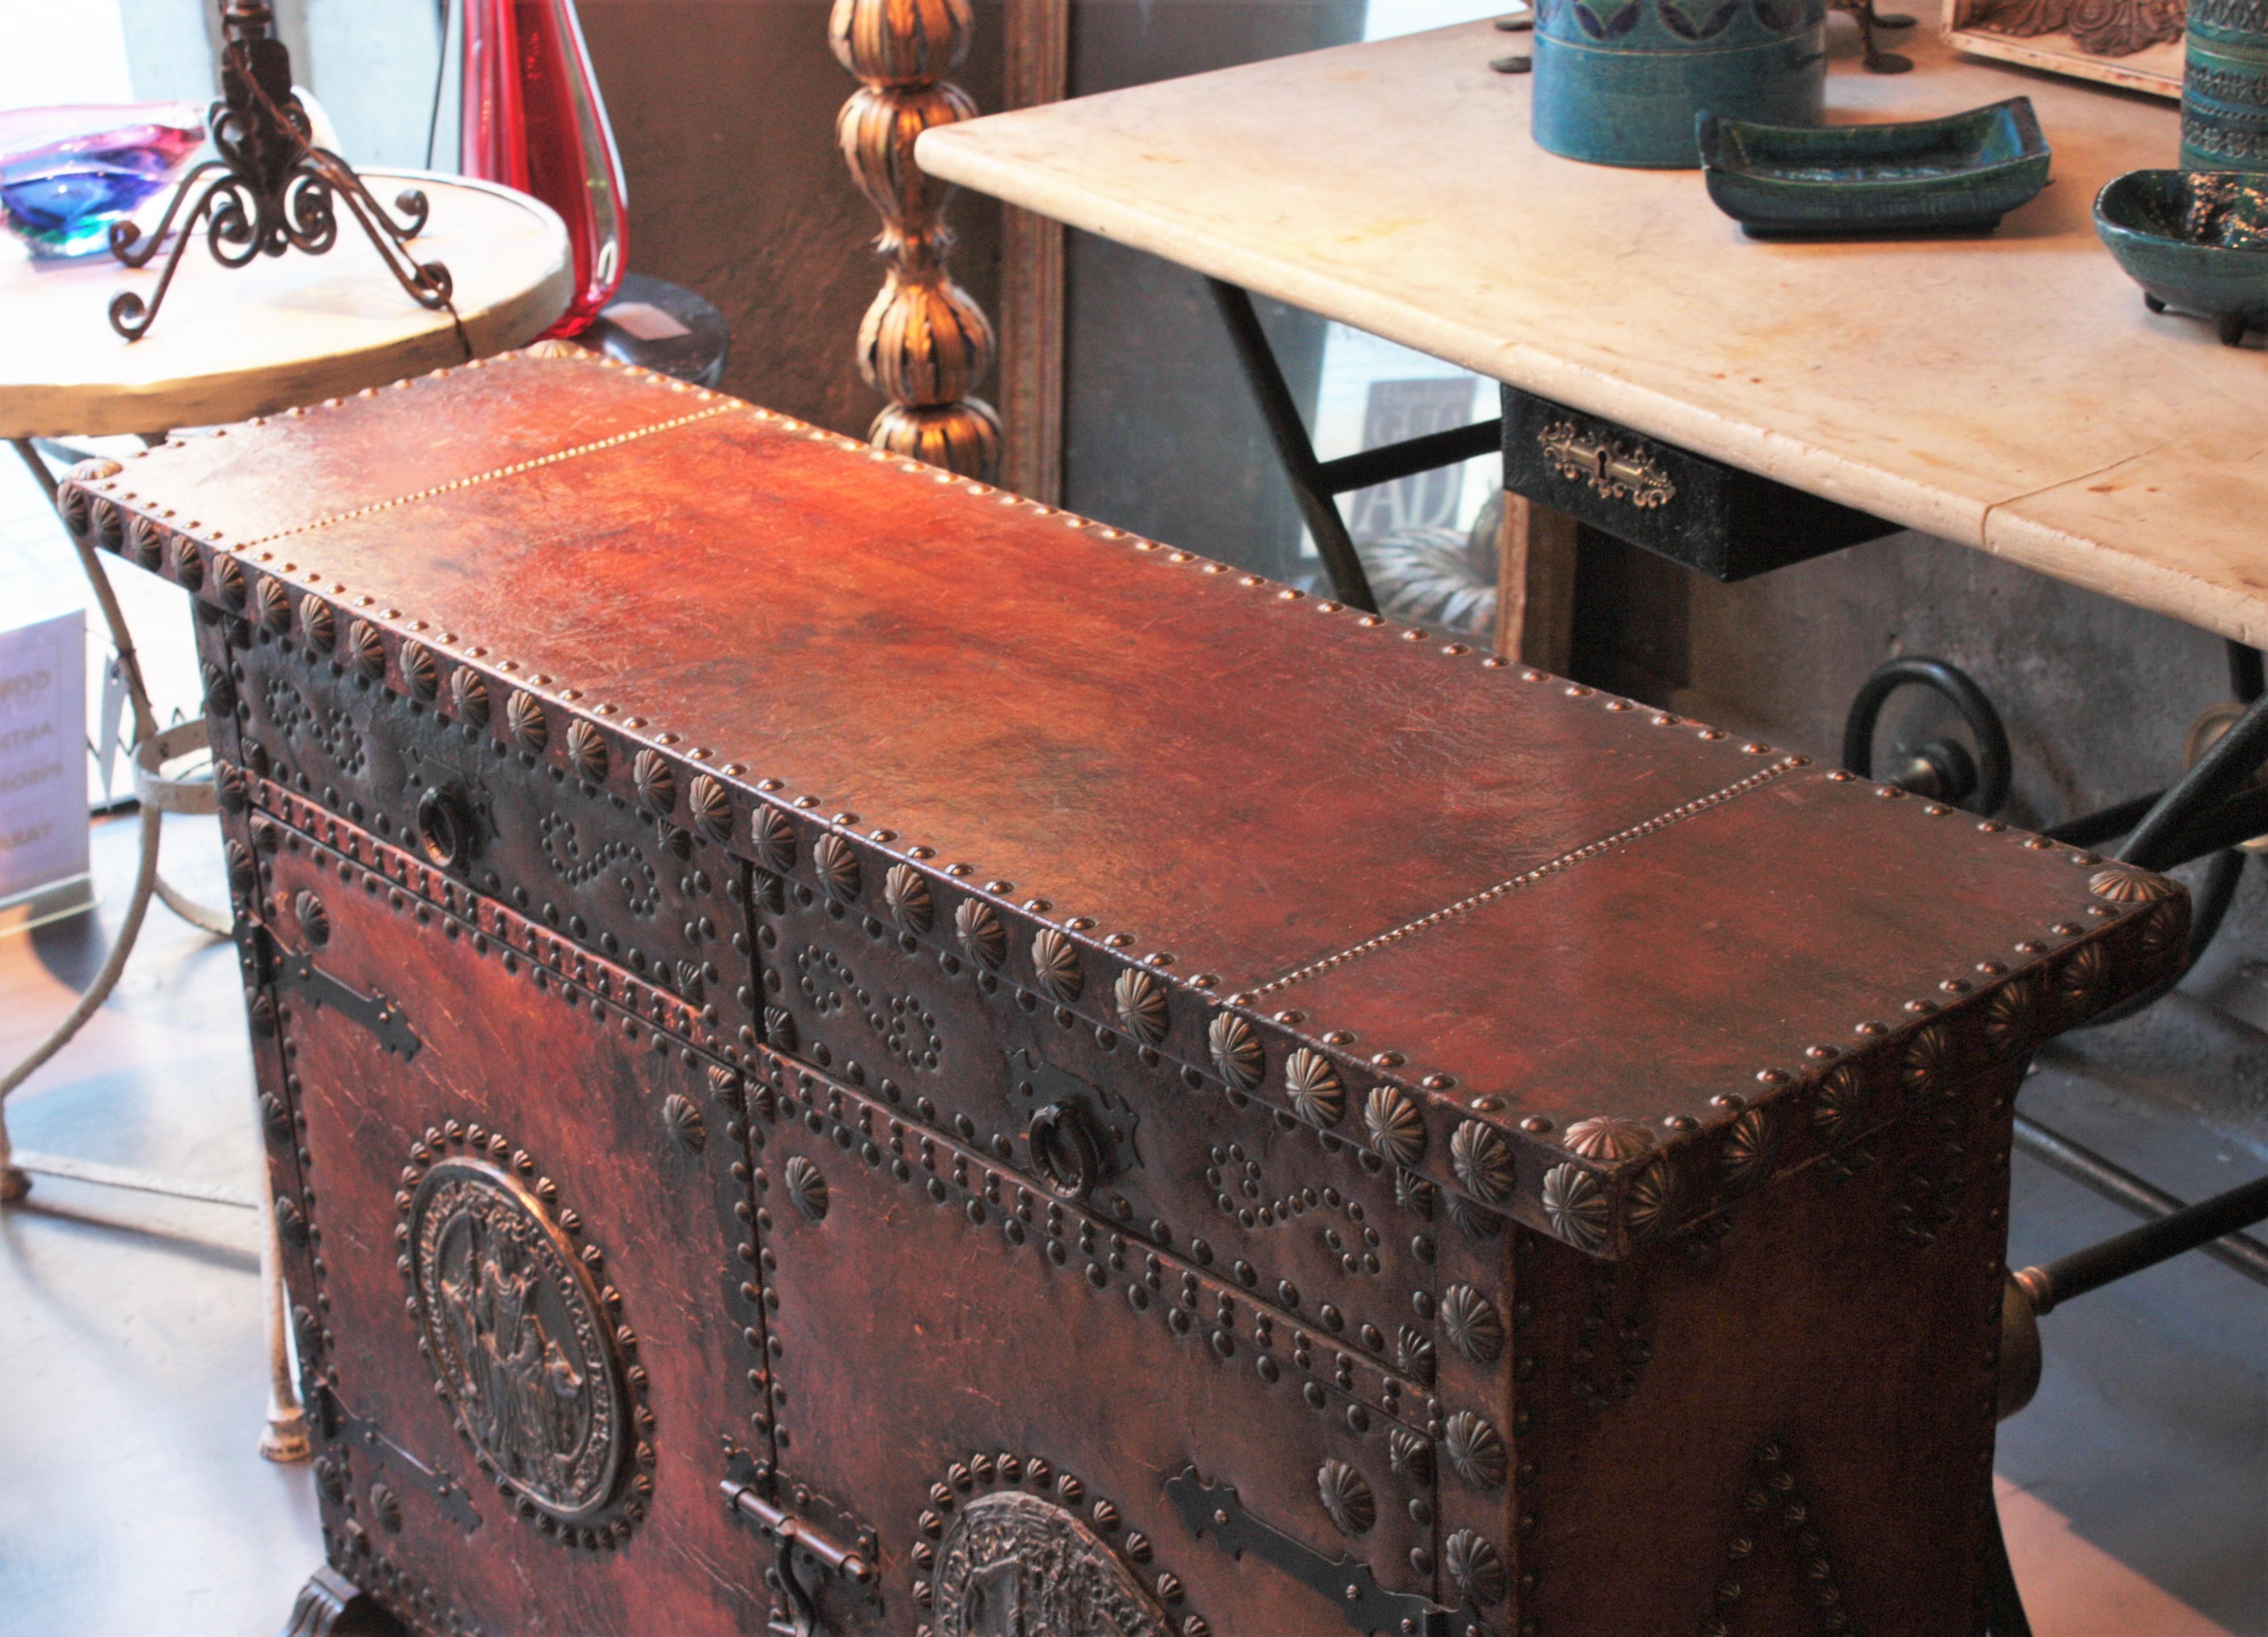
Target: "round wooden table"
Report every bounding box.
[0,171,570,439]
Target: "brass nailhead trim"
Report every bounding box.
[1250,758,1806,998]
[233,404,736,551]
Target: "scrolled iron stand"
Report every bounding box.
[1,0,456,1466]
[105,0,455,344]
[1845,644,2268,1637]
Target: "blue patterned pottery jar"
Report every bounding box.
[1533,0,1827,168]
[2183,0,2268,174]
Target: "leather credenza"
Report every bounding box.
[61,348,2181,1637]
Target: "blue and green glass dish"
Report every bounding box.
[1532,0,1828,168]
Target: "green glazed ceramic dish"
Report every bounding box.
[2094,169,2268,346]
[1696,96,2050,238]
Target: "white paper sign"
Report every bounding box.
[0,609,89,908]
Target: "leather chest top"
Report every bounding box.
[62,348,2182,1258]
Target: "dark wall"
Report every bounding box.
[582,0,1360,571]
[1062,1,1366,579]
[580,0,1006,436]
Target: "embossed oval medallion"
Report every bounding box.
[956,898,1008,969]
[1283,1048,1346,1128]
[687,774,732,843]
[1443,1410,1507,1489]
[1316,1459,1375,1536]
[1437,1284,1506,1365]
[1113,967,1168,1044]
[129,513,167,570]
[346,619,387,682]
[1446,1529,1508,1606]
[1720,1106,1777,1190]
[401,639,439,701]
[929,1490,1171,1637]
[406,1156,629,1531]
[450,666,490,729]
[814,832,862,901]
[213,553,248,609]
[565,718,608,782]
[1208,1013,1263,1091]
[885,863,935,934]
[1363,1085,1427,1166]
[1451,1120,1515,1205]
[170,534,203,589]
[506,689,548,753]
[1810,1065,1870,1147]
[1624,1155,1684,1242]
[1032,928,1085,1002]
[256,576,293,633]
[752,805,797,873]
[632,748,676,814]
[1540,1162,1608,1249]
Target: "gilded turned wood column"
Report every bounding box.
[831,0,1002,480]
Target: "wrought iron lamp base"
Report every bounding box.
[107,0,453,343]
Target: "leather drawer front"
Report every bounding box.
[751,875,1445,1408]
[748,1048,1451,1636]
[226,623,745,1027]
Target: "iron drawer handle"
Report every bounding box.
[414,784,479,870]
[1537,420,1676,509]
[1028,1101,1103,1201]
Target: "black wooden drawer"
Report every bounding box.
[1500,385,1898,580]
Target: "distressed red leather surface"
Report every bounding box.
[65,350,2188,1637]
[79,351,2176,1232]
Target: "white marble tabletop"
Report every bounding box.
[1,172,570,440]
[918,14,2268,647]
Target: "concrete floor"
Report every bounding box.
[0,815,2259,1637]
[0,453,2260,1635]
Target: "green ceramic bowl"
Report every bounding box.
[1696,97,2050,239]
[2094,169,2268,347]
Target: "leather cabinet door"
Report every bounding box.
[249,799,766,1637]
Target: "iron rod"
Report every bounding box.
[2012,1114,2268,1289]
[2044,789,2162,848]
[2229,639,2264,705]
[2120,689,2268,870]
[1312,418,1501,497]
[14,1147,258,1210]
[2026,1169,2268,1311]
[1205,279,1379,612]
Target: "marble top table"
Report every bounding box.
[1,172,570,440]
[917,14,2268,648]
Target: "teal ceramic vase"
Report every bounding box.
[2182,0,2268,173]
[1533,0,1827,168]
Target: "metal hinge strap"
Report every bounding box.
[1167,1466,1492,1637]
[262,933,424,1059]
[319,1389,480,1535]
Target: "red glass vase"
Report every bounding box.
[459,0,628,335]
